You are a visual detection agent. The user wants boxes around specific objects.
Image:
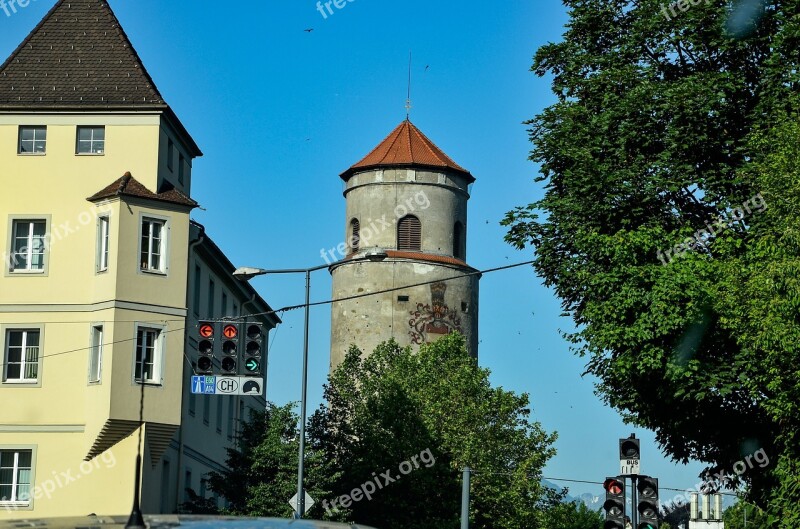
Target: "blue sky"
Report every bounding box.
[1,0,708,499]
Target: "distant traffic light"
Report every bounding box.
[620,435,641,460]
[637,476,660,529]
[603,477,626,529]
[197,321,214,375]
[242,322,264,376]
[220,322,239,375]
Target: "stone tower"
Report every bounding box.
[330,120,480,369]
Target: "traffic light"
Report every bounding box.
[637,476,660,529]
[220,322,239,375]
[620,435,641,460]
[603,477,626,529]
[242,322,264,376]
[197,321,214,375]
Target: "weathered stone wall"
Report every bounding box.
[329,259,479,370]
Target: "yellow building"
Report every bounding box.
[0,0,279,518]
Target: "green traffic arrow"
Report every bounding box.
[245,358,260,372]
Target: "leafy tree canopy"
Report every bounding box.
[309,334,563,529]
[503,0,800,524]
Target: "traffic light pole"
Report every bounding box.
[631,475,638,528]
[296,269,311,519]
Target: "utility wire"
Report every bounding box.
[0,260,535,368]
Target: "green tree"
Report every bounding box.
[309,334,562,529]
[199,403,343,520]
[724,501,772,529]
[544,500,604,529]
[503,0,800,524]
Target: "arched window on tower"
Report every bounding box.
[397,215,422,251]
[453,221,464,260]
[350,218,360,253]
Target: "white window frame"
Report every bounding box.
[2,328,43,385]
[18,126,47,155]
[75,126,105,155]
[88,325,103,384]
[6,217,50,275]
[138,215,169,275]
[0,447,36,510]
[96,216,110,273]
[132,323,165,385]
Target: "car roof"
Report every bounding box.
[0,515,379,529]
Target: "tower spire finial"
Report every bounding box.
[405,51,412,120]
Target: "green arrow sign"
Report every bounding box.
[245,358,260,372]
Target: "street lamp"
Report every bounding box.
[233,247,388,518]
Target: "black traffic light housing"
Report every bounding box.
[219,322,239,375]
[197,321,215,375]
[637,476,659,529]
[620,435,641,460]
[603,477,626,529]
[242,322,264,376]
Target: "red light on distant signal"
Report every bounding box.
[604,478,624,496]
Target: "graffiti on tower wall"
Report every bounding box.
[408,282,463,344]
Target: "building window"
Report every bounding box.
[9,220,47,273]
[183,469,192,503]
[193,265,201,316]
[167,139,174,171]
[216,398,223,434]
[134,327,162,384]
[89,326,103,384]
[0,450,32,505]
[97,216,110,273]
[18,126,46,154]
[178,154,185,185]
[221,293,228,317]
[397,215,422,251]
[208,280,215,317]
[188,380,196,416]
[203,395,210,425]
[3,330,40,383]
[199,478,207,498]
[227,397,234,439]
[453,221,464,260]
[76,126,105,154]
[140,218,166,273]
[350,218,360,253]
[232,304,238,317]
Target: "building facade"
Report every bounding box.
[330,120,480,368]
[0,0,278,518]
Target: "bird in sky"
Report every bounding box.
[425,65,430,71]
[304,28,314,33]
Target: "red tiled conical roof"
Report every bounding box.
[341,120,474,182]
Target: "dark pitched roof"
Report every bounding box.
[0,0,164,108]
[340,120,474,182]
[87,172,198,208]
